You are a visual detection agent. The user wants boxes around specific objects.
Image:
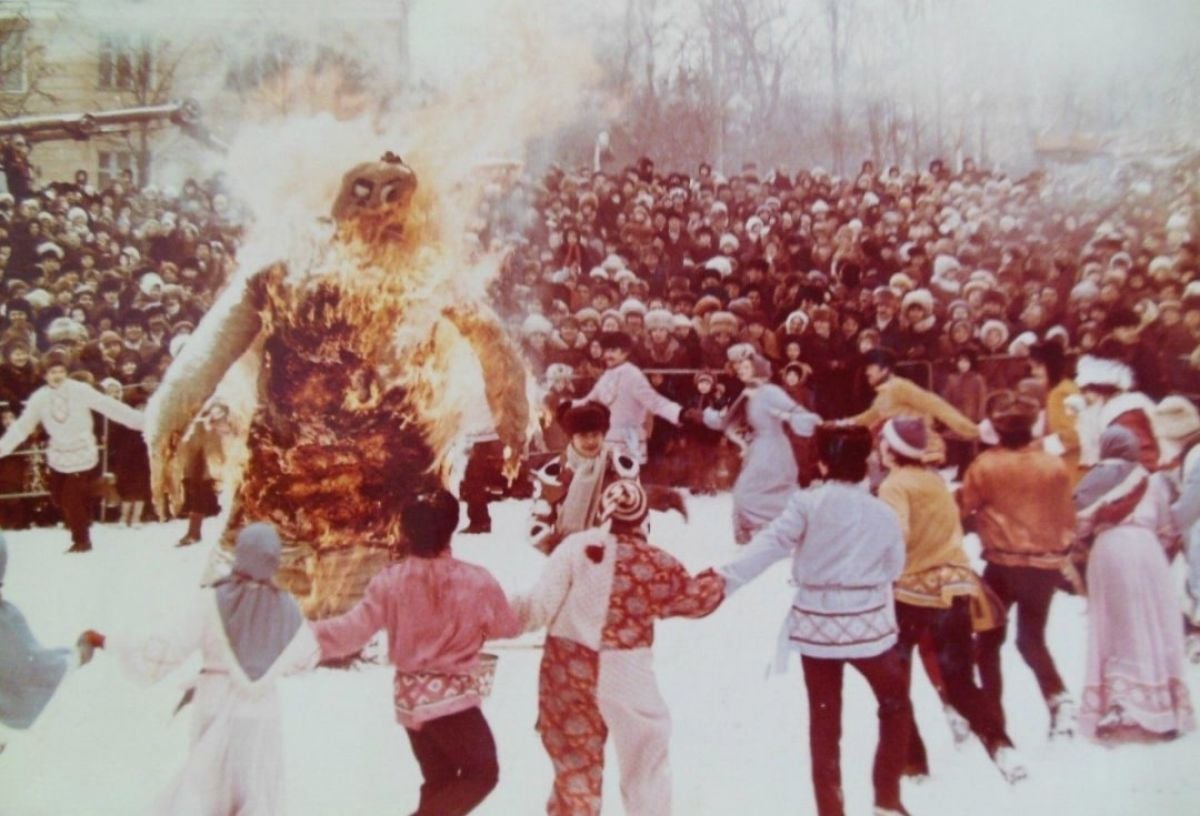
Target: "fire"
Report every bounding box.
[199,175,529,619]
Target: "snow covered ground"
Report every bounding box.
[2,494,1198,815]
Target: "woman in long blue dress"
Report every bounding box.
[704,344,821,543]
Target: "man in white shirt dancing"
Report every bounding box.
[0,350,144,553]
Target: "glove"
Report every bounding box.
[681,408,705,426]
[77,630,106,666]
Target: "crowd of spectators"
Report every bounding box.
[0,137,244,525]
[3,133,1200,517]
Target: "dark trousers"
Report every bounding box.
[460,441,508,526]
[404,706,499,816]
[46,467,97,549]
[897,598,1012,771]
[977,563,1066,726]
[801,646,912,816]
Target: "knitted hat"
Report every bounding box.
[644,309,673,332]
[598,479,649,527]
[558,400,610,435]
[882,417,927,460]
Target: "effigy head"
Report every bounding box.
[331,152,419,242]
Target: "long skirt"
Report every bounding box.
[1078,525,1196,742]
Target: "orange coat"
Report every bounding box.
[960,445,1076,569]
[851,374,980,464]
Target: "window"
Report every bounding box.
[98,150,136,188]
[98,35,151,91]
[0,21,26,93]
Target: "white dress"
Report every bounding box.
[109,590,320,816]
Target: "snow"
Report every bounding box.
[2,495,1198,816]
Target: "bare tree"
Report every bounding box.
[822,0,855,175]
[0,11,60,119]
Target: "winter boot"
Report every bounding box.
[1048,693,1077,740]
[944,703,972,749]
[991,746,1029,784]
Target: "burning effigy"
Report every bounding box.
[145,153,529,618]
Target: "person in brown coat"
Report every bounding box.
[960,396,1078,741]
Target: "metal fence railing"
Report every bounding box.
[0,383,144,510]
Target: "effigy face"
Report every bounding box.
[330,153,419,246]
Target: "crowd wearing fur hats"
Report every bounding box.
[0,157,241,415]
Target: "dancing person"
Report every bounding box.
[877,417,1024,783]
[1074,347,1160,471]
[847,348,979,465]
[960,395,1079,739]
[0,349,145,553]
[516,479,723,816]
[528,401,641,554]
[702,343,819,543]
[1074,427,1196,742]
[0,533,81,753]
[315,490,519,816]
[573,331,687,464]
[82,523,321,814]
[717,425,914,816]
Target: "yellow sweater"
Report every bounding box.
[879,465,974,608]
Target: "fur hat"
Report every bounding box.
[598,479,649,527]
[644,309,673,332]
[1154,396,1200,444]
[522,314,553,336]
[1075,354,1133,391]
[707,311,739,334]
[574,307,601,325]
[785,309,810,333]
[619,298,647,318]
[882,417,927,460]
[901,288,935,313]
[694,295,723,317]
[980,319,1010,346]
[558,400,610,435]
[672,313,693,330]
[46,317,88,344]
[704,255,734,278]
[1007,331,1038,356]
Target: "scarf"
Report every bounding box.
[1074,427,1149,527]
[557,444,610,536]
[213,524,303,682]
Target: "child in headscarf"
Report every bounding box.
[81,523,320,814]
[0,533,77,752]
